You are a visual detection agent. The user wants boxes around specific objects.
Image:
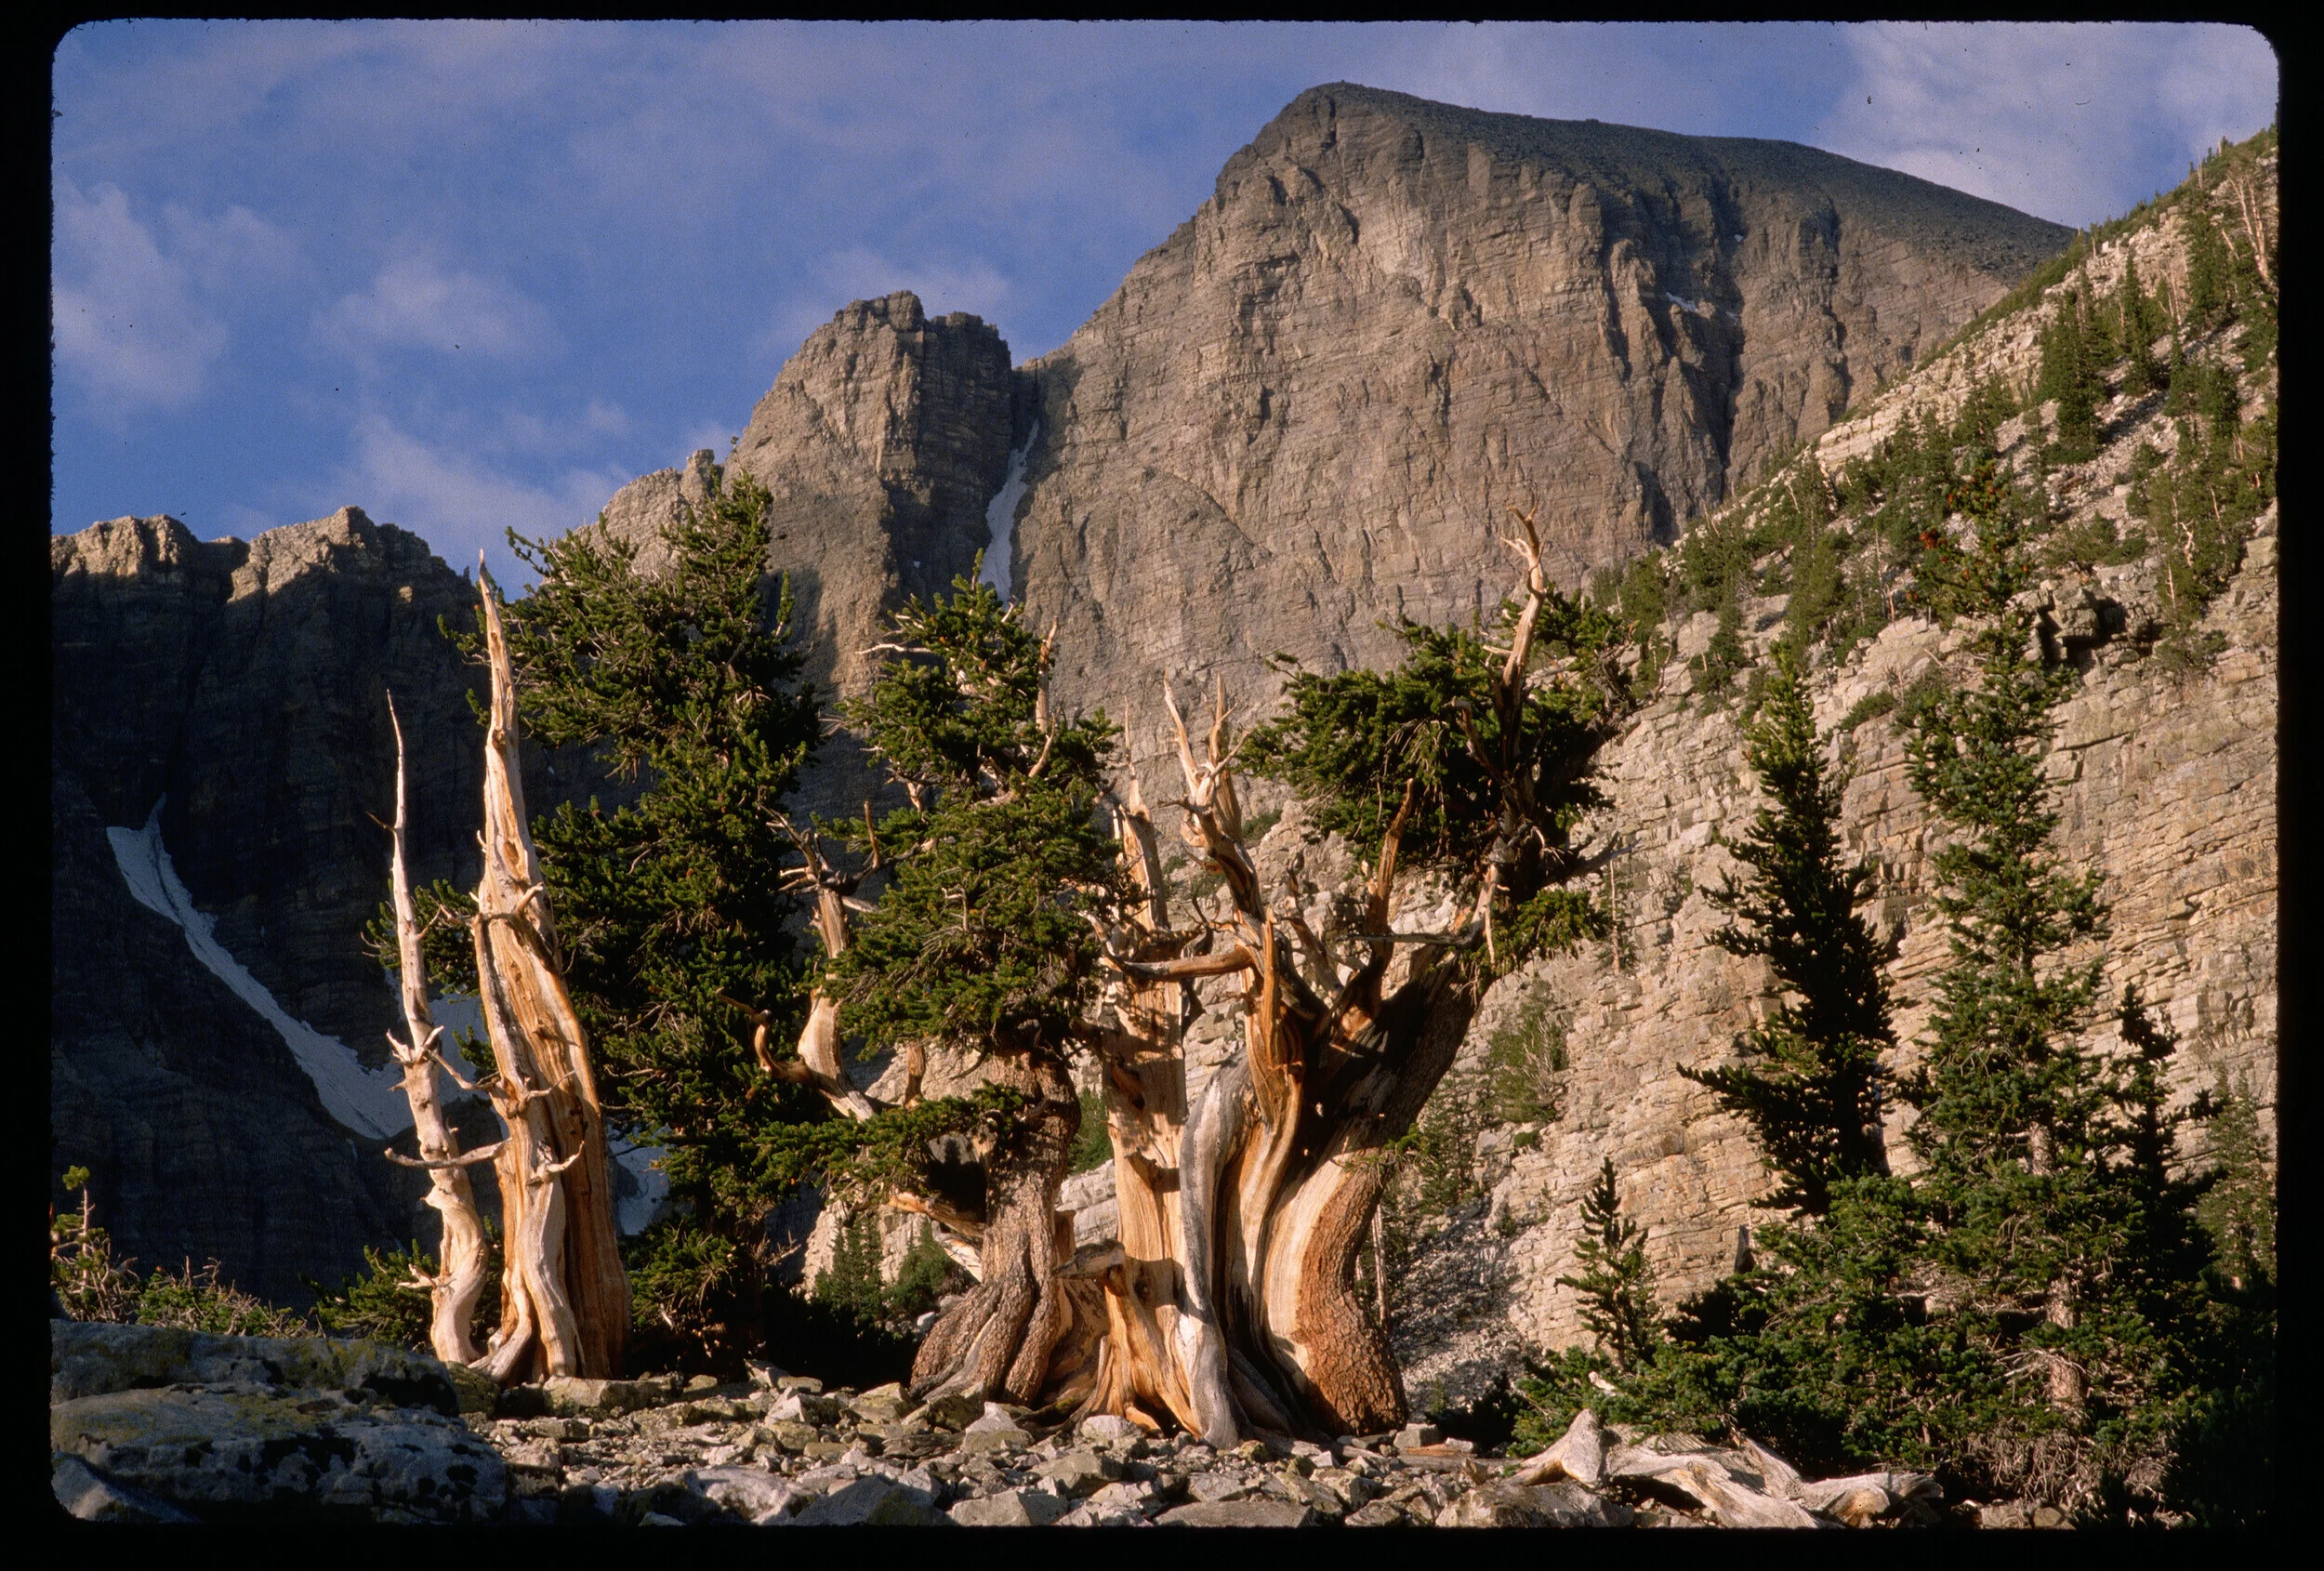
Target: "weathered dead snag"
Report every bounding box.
[379,692,494,1366]
[469,562,630,1382]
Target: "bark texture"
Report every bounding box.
[469,568,630,1382]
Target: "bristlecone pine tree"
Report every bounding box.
[495,466,826,1365]
[385,468,836,1373]
[1684,648,1894,1217]
[775,508,1624,1441]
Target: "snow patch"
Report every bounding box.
[978,422,1038,601]
[108,804,414,1141]
[1664,292,1704,314]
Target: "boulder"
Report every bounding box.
[51,1384,507,1523]
[789,1475,952,1526]
[49,1320,456,1411]
[950,1488,1075,1527]
[1157,1498,1319,1527]
[1037,1446,1125,1497]
[50,1455,200,1523]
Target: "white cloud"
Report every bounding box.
[52,178,230,412]
[1822,22,2277,226]
[319,253,557,364]
[331,412,634,581]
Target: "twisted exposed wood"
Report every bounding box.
[384,691,493,1366]
[384,1142,506,1170]
[469,563,629,1380]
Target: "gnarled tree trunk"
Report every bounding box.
[907,1047,1082,1407]
[1034,518,1571,1440]
[1053,697,1488,1442]
[470,564,630,1383]
[808,521,1578,1440]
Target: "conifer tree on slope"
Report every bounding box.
[1557,1157,1660,1374]
[1684,648,1894,1217]
[1709,458,2225,1506]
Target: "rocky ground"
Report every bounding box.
[55,1322,1998,1527]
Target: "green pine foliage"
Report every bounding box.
[2194,1074,2274,1295]
[309,1240,471,1350]
[825,571,1120,1055]
[1690,574,1748,704]
[1246,588,1624,910]
[1707,478,2242,1506]
[1559,1158,1660,1372]
[495,467,828,1226]
[2036,289,2106,463]
[1607,552,1672,700]
[756,569,1115,1217]
[1068,1090,1113,1174]
[373,464,837,1282]
[625,1214,744,1366]
[2115,257,2167,397]
[1683,652,1894,1216]
[1532,465,2272,1515]
[51,1168,310,1338]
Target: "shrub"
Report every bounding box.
[1838,689,1895,732]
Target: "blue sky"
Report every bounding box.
[51,20,2278,586]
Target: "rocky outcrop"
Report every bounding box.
[50,761,422,1304]
[49,508,505,1300]
[1009,84,2069,768]
[49,1321,504,1524]
[601,292,1023,705]
[1394,522,2276,1400]
[1385,154,2277,1402]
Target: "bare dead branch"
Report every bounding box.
[384,1142,508,1170]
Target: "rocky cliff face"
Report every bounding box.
[53,509,489,1055]
[1383,152,2278,1405]
[602,291,1023,703]
[49,508,496,1300]
[1009,85,2069,763]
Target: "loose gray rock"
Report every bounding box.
[951,1488,1075,1526]
[51,1455,201,1523]
[790,1476,951,1526]
[686,1465,808,1523]
[1157,1498,1319,1527]
[1037,1446,1125,1497]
